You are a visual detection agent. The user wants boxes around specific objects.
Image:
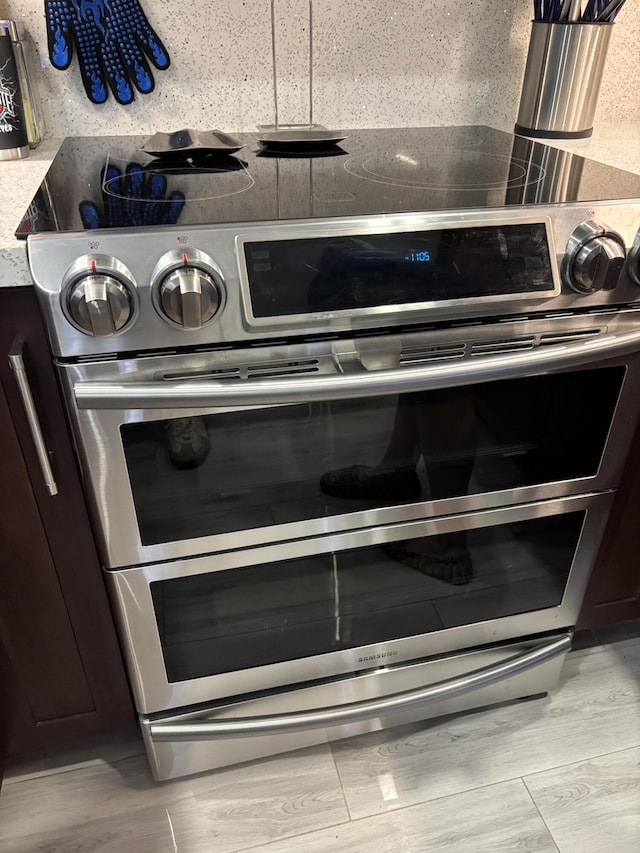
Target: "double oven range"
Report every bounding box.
[20,126,640,780]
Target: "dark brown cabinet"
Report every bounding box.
[0,287,133,758]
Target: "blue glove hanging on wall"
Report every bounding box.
[46,0,170,105]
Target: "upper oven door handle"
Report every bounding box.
[73,327,640,409]
[147,634,571,741]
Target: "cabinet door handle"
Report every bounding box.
[8,341,58,497]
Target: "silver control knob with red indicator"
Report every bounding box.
[151,249,225,330]
[62,255,137,337]
[158,266,220,330]
[563,221,626,294]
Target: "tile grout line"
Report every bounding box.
[229,815,357,853]
[328,743,356,822]
[224,776,540,853]
[2,748,147,787]
[5,732,640,850]
[220,742,357,853]
[518,740,640,783]
[7,734,640,800]
[220,770,585,853]
[5,740,640,852]
[520,776,563,853]
[321,739,640,826]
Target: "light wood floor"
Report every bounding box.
[2,624,639,852]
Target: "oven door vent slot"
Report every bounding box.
[163,367,241,381]
[470,337,535,356]
[246,359,321,379]
[399,343,466,365]
[538,329,602,346]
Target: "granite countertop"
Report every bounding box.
[0,139,62,287]
[536,122,640,175]
[1,124,639,289]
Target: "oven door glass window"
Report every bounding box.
[151,511,585,682]
[121,366,623,546]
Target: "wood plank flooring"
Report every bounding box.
[1,628,639,852]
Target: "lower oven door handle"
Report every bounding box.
[74,328,640,409]
[148,634,571,742]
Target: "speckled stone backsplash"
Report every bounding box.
[3,0,640,138]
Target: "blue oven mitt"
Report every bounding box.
[79,163,185,228]
[45,0,170,105]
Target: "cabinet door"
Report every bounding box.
[0,288,133,755]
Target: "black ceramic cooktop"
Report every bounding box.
[16,125,640,238]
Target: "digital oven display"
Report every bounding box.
[243,222,555,319]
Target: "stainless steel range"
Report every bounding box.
[21,126,640,780]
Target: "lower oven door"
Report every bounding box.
[141,632,571,781]
[63,314,640,569]
[106,491,613,716]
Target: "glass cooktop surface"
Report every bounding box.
[16,125,640,238]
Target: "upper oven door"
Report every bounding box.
[62,311,640,569]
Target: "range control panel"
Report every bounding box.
[28,202,640,359]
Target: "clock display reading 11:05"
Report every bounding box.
[404,250,431,262]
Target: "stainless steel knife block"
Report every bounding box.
[515,21,613,140]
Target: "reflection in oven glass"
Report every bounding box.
[150,511,585,682]
[121,367,623,546]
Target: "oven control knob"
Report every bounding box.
[158,267,220,330]
[565,224,626,294]
[67,274,133,337]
